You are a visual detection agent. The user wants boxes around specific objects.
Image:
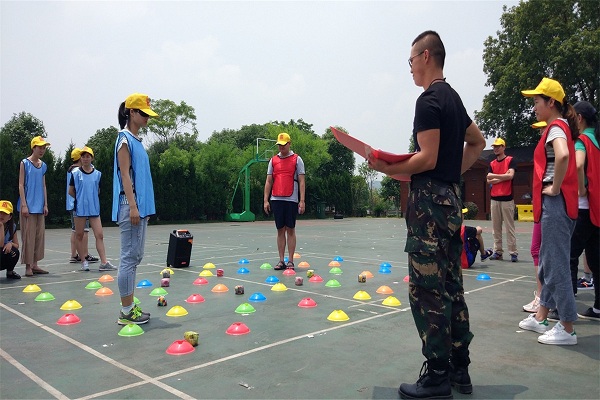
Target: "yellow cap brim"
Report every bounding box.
[140,108,159,117]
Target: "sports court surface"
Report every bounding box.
[1,218,598,399]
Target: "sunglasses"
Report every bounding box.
[135,109,150,118]
[408,50,425,67]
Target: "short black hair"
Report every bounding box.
[412,30,446,69]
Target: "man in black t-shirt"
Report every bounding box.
[368,31,485,399]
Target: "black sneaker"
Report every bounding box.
[449,364,472,394]
[70,255,81,263]
[398,361,452,399]
[577,307,600,321]
[117,306,150,325]
[547,309,560,322]
[85,254,99,263]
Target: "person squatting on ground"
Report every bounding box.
[18,136,50,277]
[460,224,493,269]
[69,146,117,272]
[66,147,98,265]
[113,93,158,325]
[0,200,21,279]
[569,101,599,320]
[367,30,486,399]
[519,77,579,345]
[263,132,306,271]
[487,137,518,262]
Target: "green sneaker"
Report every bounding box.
[117,306,150,325]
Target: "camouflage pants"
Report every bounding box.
[404,177,474,369]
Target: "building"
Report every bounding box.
[399,146,535,220]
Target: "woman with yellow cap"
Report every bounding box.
[18,136,50,276]
[518,78,579,345]
[0,200,21,279]
[112,93,158,325]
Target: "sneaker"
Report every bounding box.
[523,291,540,313]
[576,277,594,290]
[133,304,151,317]
[481,249,493,261]
[85,254,99,263]
[547,309,560,322]
[489,252,503,260]
[117,306,150,325]
[80,261,90,271]
[511,254,518,262]
[537,322,577,345]
[69,255,81,263]
[99,261,118,271]
[577,307,600,321]
[519,313,550,333]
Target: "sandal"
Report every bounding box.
[6,271,21,280]
[286,261,295,270]
[32,268,49,274]
[481,249,493,261]
[274,261,286,270]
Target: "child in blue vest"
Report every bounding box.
[69,146,116,272]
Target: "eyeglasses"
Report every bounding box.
[135,109,150,118]
[408,50,425,67]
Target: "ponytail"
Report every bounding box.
[552,97,579,141]
[118,101,129,129]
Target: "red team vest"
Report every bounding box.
[490,156,514,197]
[532,119,578,223]
[579,134,600,227]
[271,154,298,197]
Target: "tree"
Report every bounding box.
[477,0,600,146]
[358,161,379,212]
[380,176,401,210]
[147,99,198,146]
[0,112,50,206]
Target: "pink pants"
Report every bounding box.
[530,222,541,267]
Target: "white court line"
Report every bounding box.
[0,302,195,400]
[0,348,69,400]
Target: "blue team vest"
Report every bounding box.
[72,167,101,217]
[66,167,75,211]
[22,158,47,214]
[112,129,156,221]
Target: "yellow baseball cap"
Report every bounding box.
[0,200,14,215]
[492,138,505,147]
[80,146,94,158]
[125,93,158,117]
[71,148,82,161]
[462,208,469,214]
[30,136,51,149]
[276,132,291,145]
[521,77,565,104]
[531,121,547,129]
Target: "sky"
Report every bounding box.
[1,0,520,161]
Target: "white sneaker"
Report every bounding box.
[523,291,540,313]
[538,322,577,345]
[99,261,118,271]
[80,261,90,271]
[519,313,549,333]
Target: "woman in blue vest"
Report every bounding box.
[113,93,158,325]
[18,136,50,276]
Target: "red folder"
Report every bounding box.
[330,126,415,181]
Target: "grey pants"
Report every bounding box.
[538,194,577,322]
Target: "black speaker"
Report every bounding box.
[167,230,193,268]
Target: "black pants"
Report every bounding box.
[0,248,20,273]
[569,209,600,308]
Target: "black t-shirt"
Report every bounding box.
[412,82,472,184]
